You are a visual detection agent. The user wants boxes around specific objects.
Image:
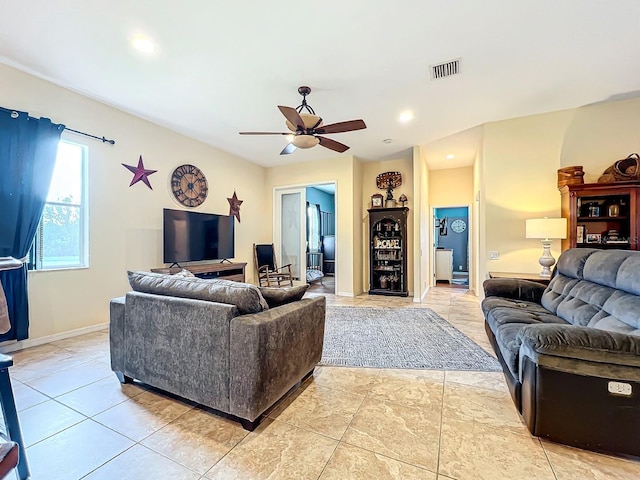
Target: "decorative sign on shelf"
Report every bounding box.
[375,238,400,249]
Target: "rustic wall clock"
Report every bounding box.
[170,164,208,208]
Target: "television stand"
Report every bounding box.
[151,262,247,282]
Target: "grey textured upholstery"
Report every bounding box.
[483,248,640,378]
[482,248,640,456]
[127,271,269,314]
[109,280,325,428]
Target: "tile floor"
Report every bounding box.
[4,286,640,479]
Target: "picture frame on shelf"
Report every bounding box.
[586,233,601,244]
[576,225,585,243]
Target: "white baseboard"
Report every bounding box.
[337,291,355,297]
[0,322,109,354]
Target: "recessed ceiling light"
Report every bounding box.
[446,154,455,160]
[398,111,414,123]
[131,35,157,54]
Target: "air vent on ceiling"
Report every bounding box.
[430,58,461,80]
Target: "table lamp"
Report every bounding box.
[525,217,567,277]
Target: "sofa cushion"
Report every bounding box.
[259,284,309,308]
[483,298,566,337]
[495,323,528,378]
[127,271,268,314]
[542,250,640,334]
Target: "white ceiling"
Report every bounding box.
[1,1,639,170]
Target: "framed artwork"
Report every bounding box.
[576,225,585,243]
[586,233,601,244]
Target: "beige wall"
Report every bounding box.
[265,156,358,296]
[559,98,640,182]
[361,159,414,294]
[479,97,640,284]
[429,167,474,207]
[1,63,268,341]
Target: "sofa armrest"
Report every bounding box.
[115,291,238,412]
[229,296,326,421]
[518,323,640,368]
[483,278,546,303]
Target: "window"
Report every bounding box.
[32,140,88,270]
[307,203,320,252]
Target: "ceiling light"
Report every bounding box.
[446,154,455,160]
[399,111,414,123]
[292,135,319,149]
[131,35,157,54]
[286,134,295,142]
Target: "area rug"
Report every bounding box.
[320,305,501,371]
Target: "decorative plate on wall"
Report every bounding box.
[376,171,402,190]
[451,219,467,233]
[170,164,208,208]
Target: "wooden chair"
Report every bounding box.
[0,354,28,479]
[253,244,293,287]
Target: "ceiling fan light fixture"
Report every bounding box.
[285,114,323,132]
[292,134,320,149]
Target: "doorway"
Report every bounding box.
[274,183,336,294]
[434,206,469,287]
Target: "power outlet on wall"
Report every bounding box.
[489,251,500,260]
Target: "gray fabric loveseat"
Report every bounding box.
[110,271,325,430]
[482,248,640,456]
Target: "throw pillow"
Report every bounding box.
[127,271,268,314]
[259,284,309,308]
[173,268,195,278]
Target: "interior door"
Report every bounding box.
[274,187,306,282]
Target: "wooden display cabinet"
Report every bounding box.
[560,181,640,251]
[368,207,409,297]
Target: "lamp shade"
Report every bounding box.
[526,217,567,240]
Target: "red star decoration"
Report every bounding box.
[122,155,157,189]
[227,191,243,223]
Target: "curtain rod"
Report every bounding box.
[1,106,116,145]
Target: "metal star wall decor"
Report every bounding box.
[122,155,157,189]
[227,190,243,223]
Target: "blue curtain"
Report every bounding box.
[0,108,65,341]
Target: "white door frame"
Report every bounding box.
[431,204,472,288]
[273,181,338,289]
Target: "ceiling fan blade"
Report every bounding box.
[315,119,366,134]
[278,106,306,131]
[239,132,290,135]
[280,143,297,155]
[318,136,350,153]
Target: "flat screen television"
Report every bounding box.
[163,208,235,265]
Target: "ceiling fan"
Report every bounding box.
[239,86,367,155]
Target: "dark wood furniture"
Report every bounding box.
[321,235,335,275]
[368,207,409,297]
[151,262,246,282]
[253,244,293,287]
[560,181,640,251]
[489,271,550,286]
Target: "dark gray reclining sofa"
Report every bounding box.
[110,271,325,430]
[482,248,640,456]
